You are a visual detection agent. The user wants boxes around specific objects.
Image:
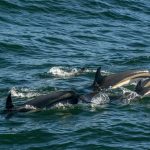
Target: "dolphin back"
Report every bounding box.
[96,69,150,89]
[24,91,79,109]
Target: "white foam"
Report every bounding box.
[136,70,149,73]
[47,66,91,77]
[24,104,37,110]
[47,66,110,78]
[91,92,110,105]
[10,87,40,98]
[53,102,72,109]
[120,87,140,103]
[47,67,78,77]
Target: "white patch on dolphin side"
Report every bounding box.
[112,79,131,89]
[143,91,150,96]
[111,70,150,89]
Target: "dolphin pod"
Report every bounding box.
[4,67,150,116]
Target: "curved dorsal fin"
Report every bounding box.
[135,80,142,93]
[92,67,104,88]
[6,92,14,110]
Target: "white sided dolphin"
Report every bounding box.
[93,67,150,90]
[5,91,79,113]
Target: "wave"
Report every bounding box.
[119,87,141,104]
[10,87,40,98]
[0,41,25,51]
[47,66,110,78]
[91,92,110,105]
[47,66,94,78]
[52,103,74,110]
[124,56,150,65]
[105,86,142,105]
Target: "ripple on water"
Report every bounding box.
[0,0,150,149]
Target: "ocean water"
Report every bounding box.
[0,0,150,149]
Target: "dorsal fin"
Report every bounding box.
[6,92,14,110]
[135,80,142,93]
[93,67,103,85]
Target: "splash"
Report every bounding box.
[52,102,72,110]
[47,66,90,78]
[48,67,78,77]
[91,92,110,105]
[120,87,141,104]
[47,66,110,78]
[10,87,40,98]
[24,105,37,110]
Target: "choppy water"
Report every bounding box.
[0,0,150,149]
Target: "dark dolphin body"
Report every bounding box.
[93,67,150,90]
[5,91,79,113]
[135,78,150,96]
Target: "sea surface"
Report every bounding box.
[0,0,150,150]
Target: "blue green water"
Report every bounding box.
[0,0,150,149]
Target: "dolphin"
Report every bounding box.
[5,91,79,114]
[93,67,150,90]
[135,78,150,96]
